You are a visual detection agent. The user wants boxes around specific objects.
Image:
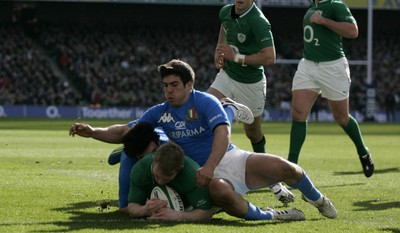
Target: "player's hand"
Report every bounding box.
[145,198,168,216]
[215,54,224,69]
[217,44,235,61]
[310,10,324,25]
[69,123,94,137]
[196,166,214,187]
[214,48,225,69]
[147,207,179,221]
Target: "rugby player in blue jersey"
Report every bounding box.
[70,59,337,220]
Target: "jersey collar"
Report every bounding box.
[231,2,255,19]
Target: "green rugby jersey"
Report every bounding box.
[303,0,356,62]
[220,3,274,83]
[128,153,212,210]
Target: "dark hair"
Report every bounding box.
[157,59,195,85]
[153,141,184,176]
[122,122,160,159]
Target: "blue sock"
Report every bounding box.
[243,202,272,220]
[224,106,235,124]
[289,171,321,202]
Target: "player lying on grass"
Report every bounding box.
[126,139,214,221]
[121,122,298,221]
[70,59,336,221]
[69,98,250,214]
[123,122,337,221]
[106,120,168,213]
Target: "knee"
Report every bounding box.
[334,115,349,127]
[245,130,262,142]
[209,179,233,205]
[244,121,263,142]
[291,107,308,121]
[280,160,303,183]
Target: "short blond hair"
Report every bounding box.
[153,141,184,176]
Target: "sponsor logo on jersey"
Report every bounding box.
[186,108,198,122]
[237,33,246,43]
[158,113,175,123]
[209,114,223,124]
[168,127,206,139]
[175,121,186,130]
[261,36,271,42]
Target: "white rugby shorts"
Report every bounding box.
[292,57,351,101]
[211,69,266,117]
[214,146,252,195]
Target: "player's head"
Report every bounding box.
[234,0,255,13]
[122,122,160,159]
[152,141,184,185]
[158,59,195,106]
[158,59,195,85]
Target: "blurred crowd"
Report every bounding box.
[0,21,399,117]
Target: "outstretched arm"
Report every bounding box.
[69,123,129,143]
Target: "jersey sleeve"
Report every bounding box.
[137,103,164,128]
[333,1,356,23]
[127,184,148,205]
[185,187,213,210]
[198,92,230,130]
[172,156,213,210]
[127,119,138,128]
[251,16,274,49]
[127,155,154,205]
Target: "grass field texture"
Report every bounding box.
[0,118,399,233]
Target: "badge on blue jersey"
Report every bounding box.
[186,108,198,122]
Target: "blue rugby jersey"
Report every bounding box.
[138,90,233,166]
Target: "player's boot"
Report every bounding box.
[221,97,254,124]
[108,146,123,165]
[359,152,374,178]
[263,207,305,221]
[302,195,338,219]
[271,183,295,206]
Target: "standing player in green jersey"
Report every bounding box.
[209,0,274,154]
[288,0,374,177]
[208,0,294,205]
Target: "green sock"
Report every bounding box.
[341,115,368,156]
[252,136,266,153]
[288,121,307,164]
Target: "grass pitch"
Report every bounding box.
[0,118,399,233]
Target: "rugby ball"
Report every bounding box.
[150,185,184,212]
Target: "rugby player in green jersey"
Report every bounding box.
[126,140,214,221]
[208,0,294,206]
[124,122,337,221]
[288,0,374,177]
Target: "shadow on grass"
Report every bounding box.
[353,199,400,212]
[381,227,400,233]
[333,167,400,176]
[21,200,295,232]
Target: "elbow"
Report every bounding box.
[346,30,358,39]
[261,56,276,66]
[345,24,359,39]
[198,209,214,221]
[261,51,276,66]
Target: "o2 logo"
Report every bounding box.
[46,106,61,118]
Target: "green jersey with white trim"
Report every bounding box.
[220,3,274,84]
[303,0,356,62]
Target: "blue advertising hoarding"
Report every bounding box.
[0,105,395,122]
